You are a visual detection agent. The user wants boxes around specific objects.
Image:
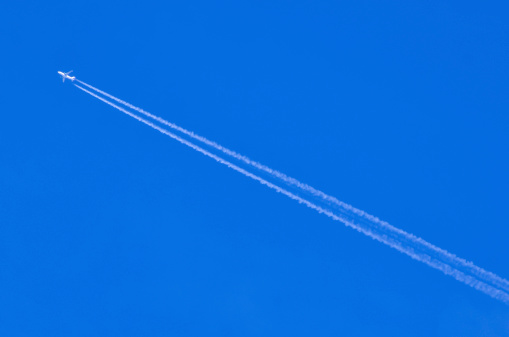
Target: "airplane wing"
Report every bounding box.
[65,70,73,75]
[62,77,65,83]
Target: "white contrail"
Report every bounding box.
[75,83,509,305]
[75,79,509,294]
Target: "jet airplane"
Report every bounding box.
[58,70,75,83]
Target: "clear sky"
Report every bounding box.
[1,1,508,335]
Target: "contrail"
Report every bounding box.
[74,83,509,304]
[76,79,509,295]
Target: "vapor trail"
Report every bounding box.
[75,83,509,305]
[76,79,509,294]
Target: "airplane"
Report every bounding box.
[58,70,75,83]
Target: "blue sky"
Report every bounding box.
[1,1,508,335]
